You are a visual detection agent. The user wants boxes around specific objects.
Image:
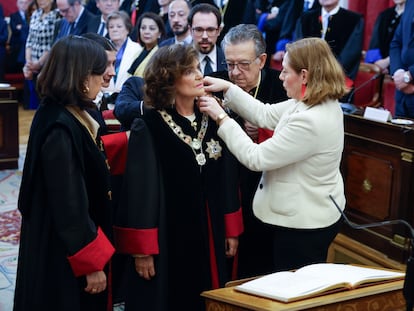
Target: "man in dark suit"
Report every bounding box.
[295,0,363,82]
[87,0,120,37]
[214,23,287,279]
[9,0,30,72]
[390,0,414,118]
[257,0,320,60]
[159,0,193,46]
[188,3,226,75]
[55,0,94,41]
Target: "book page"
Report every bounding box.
[235,263,404,303]
[295,263,405,287]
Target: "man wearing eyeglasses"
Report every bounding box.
[54,0,94,41]
[214,23,287,280]
[188,3,226,75]
[159,0,193,46]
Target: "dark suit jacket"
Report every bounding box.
[54,8,94,41]
[87,13,101,33]
[9,11,29,66]
[205,45,226,73]
[295,7,364,80]
[390,0,414,117]
[158,37,175,47]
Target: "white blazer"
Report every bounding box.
[104,37,142,94]
[219,84,345,229]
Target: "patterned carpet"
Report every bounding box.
[0,146,25,311]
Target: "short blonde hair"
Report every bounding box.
[286,37,348,106]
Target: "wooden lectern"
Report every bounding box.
[202,278,405,311]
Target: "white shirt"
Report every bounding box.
[198,45,218,74]
[321,5,340,39]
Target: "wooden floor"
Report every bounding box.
[18,104,35,145]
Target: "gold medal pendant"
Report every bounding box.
[206,139,222,160]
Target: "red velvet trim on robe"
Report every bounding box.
[224,207,244,238]
[67,227,115,277]
[101,132,128,176]
[258,128,274,143]
[206,205,219,289]
[113,226,159,255]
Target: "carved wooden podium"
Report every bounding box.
[340,113,414,264]
[202,278,405,311]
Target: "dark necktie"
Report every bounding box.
[204,56,213,75]
[68,22,75,35]
[98,22,106,36]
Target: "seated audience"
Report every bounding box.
[295,0,364,83]
[87,0,120,37]
[365,0,405,74]
[103,10,142,98]
[128,12,166,77]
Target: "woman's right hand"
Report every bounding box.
[134,255,155,280]
[85,271,107,294]
[203,76,232,94]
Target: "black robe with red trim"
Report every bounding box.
[111,107,243,311]
[14,101,115,311]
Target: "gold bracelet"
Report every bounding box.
[216,112,228,125]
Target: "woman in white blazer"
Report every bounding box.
[104,11,142,96]
[199,37,347,272]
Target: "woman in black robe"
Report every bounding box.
[113,44,243,310]
[14,36,115,311]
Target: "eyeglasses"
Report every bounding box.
[191,27,219,37]
[223,57,259,71]
[58,5,73,15]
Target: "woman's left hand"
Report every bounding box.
[225,237,239,258]
[198,96,226,122]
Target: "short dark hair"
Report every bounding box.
[81,32,117,51]
[134,12,166,46]
[188,3,221,27]
[144,44,198,109]
[37,35,107,108]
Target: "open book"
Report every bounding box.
[234,263,405,303]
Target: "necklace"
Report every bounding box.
[159,109,209,166]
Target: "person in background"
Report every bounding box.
[390,0,414,118]
[158,0,173,38]
[113,44,243,310]
[217,23,287,279]
[14,35,115,311]
[128,12,166,78]
[159,0,192,46]
[54,0,94,40]
[188,3,226,75]
[104,10,142,97]
[24,0,60,109]
[0,5,8,82]
[87,0,120,37]
[365,0,405,74]
[199,37,346,273]
[82,32,117,136]
[295,0,363,84]
[9,0,30,73]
